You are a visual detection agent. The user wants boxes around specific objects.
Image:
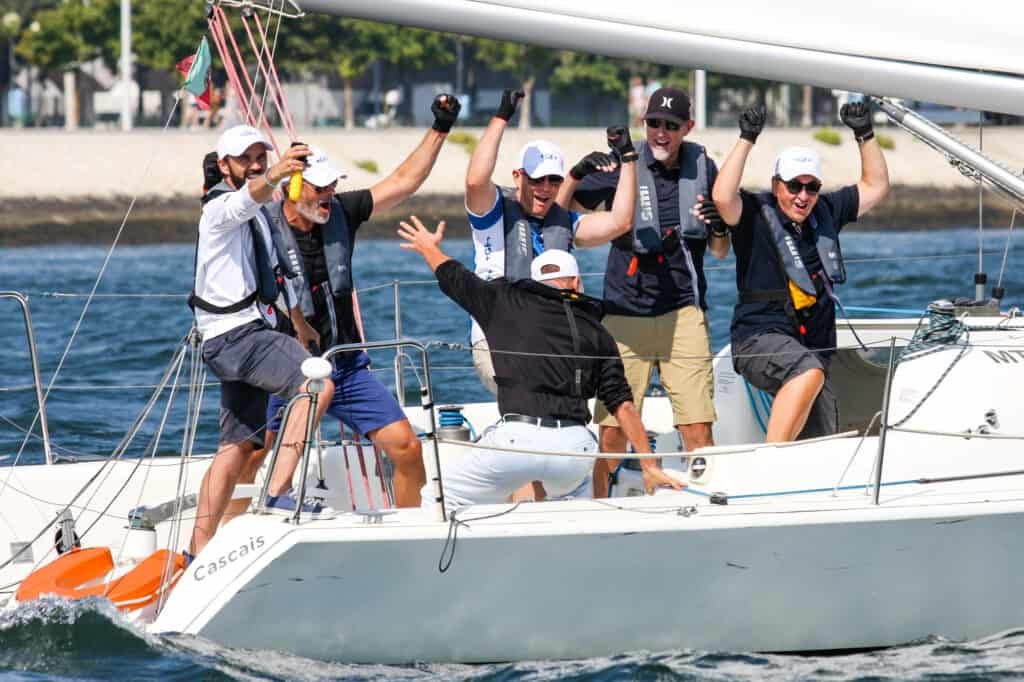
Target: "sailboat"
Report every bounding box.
[3,0,1024,663]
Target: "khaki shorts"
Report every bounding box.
[595,307,716,427]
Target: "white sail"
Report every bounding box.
[300,0,1024,115]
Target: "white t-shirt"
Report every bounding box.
[466,187,581,344]
[193,185,297,340]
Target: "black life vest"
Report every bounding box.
[188,181,284,315]
[631,140,710,255]
[500,187,573,282]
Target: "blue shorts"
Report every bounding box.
[266,351,407,436]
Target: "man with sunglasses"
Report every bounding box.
[465,89,637,395]
[712,102,890,442]
[558,86,730,497]
[261,94,462,509]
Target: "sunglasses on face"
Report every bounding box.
[778,177,822,195]
[526,174,564,186]
[305,180,337,194]
[645,119,681,131]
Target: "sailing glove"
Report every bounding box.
[607,125,638,163]
[695,198,729,238]
[840,101,874,142]
[739,105,767,143]
[495,89,525,121]
[570,151,616,180]
[431,93,462,133]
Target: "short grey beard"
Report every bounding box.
[650,145,671,162]
[296,200,329,225]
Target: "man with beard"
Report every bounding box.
[558,87,730,497]
[262,94,462,508]
[712,102,890,441]
[465,89,637,395]
[188,125,335,558]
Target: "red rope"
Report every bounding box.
[240,12,295,140]
[252,11,299,138]
[206,13,253,127]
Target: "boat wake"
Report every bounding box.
[2,598,1024,682]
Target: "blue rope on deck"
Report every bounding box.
[842,305,924,316]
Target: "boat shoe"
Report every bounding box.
[265,490,336,519]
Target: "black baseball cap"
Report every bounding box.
[645,87,691,125]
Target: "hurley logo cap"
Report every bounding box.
[644,87,691,125]
[216,124,272,160]
[301,145,347,187]
[517,140,565,179]
[530,249,580,282]
[774,146,823,182]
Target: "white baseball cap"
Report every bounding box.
[518,140,565,179]
[216,124,272,160]
[302,145,347,187]
[774,146,823,182]
[531,249,580,282]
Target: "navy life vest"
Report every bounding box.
[500,187,573,282]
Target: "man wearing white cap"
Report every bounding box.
[188,125,335,558]
[398,216,683,510]
[712,102,890,442]
[464,89,638,394]
[263,94,462,508]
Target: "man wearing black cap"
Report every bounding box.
[558,86,731,496]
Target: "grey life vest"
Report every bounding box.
[188,181,282,315]
[631,140,710,255]
[757,194,847,297]
[500,187,573,281]
[264,197,354,319]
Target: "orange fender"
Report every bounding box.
[16,547,186,612]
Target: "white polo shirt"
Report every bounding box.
[193,185,297,340]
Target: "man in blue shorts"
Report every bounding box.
[264,94,461,507]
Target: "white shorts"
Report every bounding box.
[429,419,596,511]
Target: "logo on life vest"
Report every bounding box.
[638,185,655,222]
[784,234,804,268]
[517,221,530,257]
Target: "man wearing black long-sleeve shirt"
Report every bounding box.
[398,216,683,509]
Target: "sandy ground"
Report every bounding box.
[3,124,1022,199]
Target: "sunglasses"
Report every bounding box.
[305,180,338,194]
[778,177,822,195]
[526,174,564,185]
[645,119,681,131]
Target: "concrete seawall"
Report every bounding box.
[2,125,1021,244]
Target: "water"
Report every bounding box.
[0,228,1022,678]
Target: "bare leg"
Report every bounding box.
[268,378,335,496]
[367,419,425,508]
[677,422,713,451]
[221,445,267,526]
[766,369,825,443]
[190,440,254,555]
[593,425,628,498]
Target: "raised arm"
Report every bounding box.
[557,150,616,212]
[573,126,638,247]
[466,89,523,215]
[839,101,891,217]
[369,94,461,213]
[712,106,765,227]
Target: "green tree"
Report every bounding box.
[132,0,206,73]
[473,38,557,129]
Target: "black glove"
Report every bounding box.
[840,101,874,142]
[606,125,638,163]
[570,151,616,180]
[738,105,767,143]
[431,93,461,133]
[694,197,729,238]
[495,89,524,121]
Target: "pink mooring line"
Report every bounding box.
[252,11,298,138]
[206,14,254,128]
[240,12,296,141]
[214,6,279,153]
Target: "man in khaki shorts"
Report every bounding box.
[558,87,731,496]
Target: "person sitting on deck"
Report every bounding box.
[711,102,891,441]
[258,94,462,510]
[464,88,638,395]
[398,215,685,510]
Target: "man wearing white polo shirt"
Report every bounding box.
[188,125,335,558]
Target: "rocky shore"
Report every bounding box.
[2,126,1021,246]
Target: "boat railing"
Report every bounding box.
[255,338,448,522]
[0,292,53,465]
